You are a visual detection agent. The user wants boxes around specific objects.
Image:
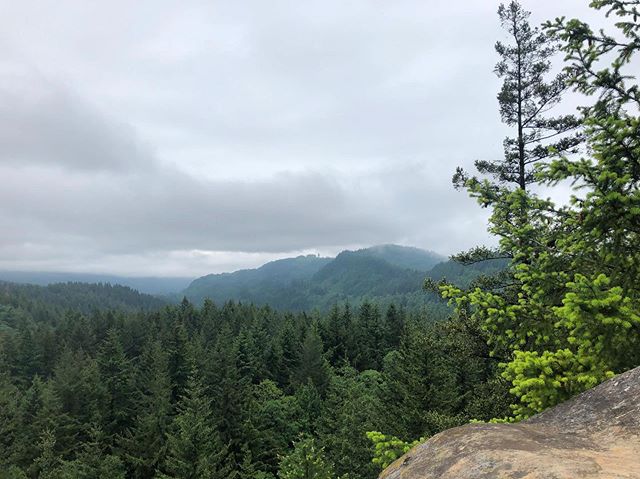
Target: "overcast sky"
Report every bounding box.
[0,0,601,277]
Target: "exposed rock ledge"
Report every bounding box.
[380,367,640,479]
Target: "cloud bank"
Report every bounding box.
[0,0,595,276]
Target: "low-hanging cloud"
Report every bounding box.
[0,71,489,274]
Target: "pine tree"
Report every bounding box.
[442,0,640,420]
[318,367,383,479]
[246,380,299,476]
[14,323,43,382]
[293,381,323,436]
[278,436,336,479]
[208,326,251,476]
[178,297,199,335]
[235,327,261,384]
[0,374,23,469]
[277,316,302,390]
[321,304,349,365]
[165,318,190,404]
[15,375,75,474]
[160,365,229,479]
[32,429,62,479]
[54,425,126,479]
[384,304,405,351]
[97,328,134,443]
[51,349,106,443]
[121,340,173,478]
[454,0,581,191]
[353,302,384,371]
[293,323,331,394]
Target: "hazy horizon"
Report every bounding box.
[0,242,444,278]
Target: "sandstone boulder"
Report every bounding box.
[380,366,640,479]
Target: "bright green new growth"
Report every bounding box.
[445,0,640,421]
[278,436,348,479]
[365,431,423,470]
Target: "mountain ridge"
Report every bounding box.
[181,245,490,312]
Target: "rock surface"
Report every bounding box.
[380,367,640,479]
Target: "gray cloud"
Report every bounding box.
[0,72,154,172]
[0,0,597,275]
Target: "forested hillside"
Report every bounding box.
[349,245,444,271]
[0,290,508,478]
[183,245,488,311]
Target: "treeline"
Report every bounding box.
[0,282,167,316]
[0,295,509,478]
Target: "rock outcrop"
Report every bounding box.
[380,366,640,479]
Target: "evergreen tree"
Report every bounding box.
[318,367,383,479]
[15,375,75,474]
[235,327,262,384]
[200,298,220,343]
[293,381,323,436]
[246,380,300,476]
[442,0,640,420]
[32,429,62,479]
[380,326,464,438]
[321,304,350,366]
[454,0,581,191]
[0,374,23,469]
[384,304,404,351]
[165,319,190,404]
[97,328,135,443]
[278,436,337,479]
[353,302,383,371]
[14,323,43,383]
[121,340,173,478]
[208,326,250,475]
[293,323,331,394]
[277,315,302,390]
[54,425,126,479]
[51,349,106,443]
[178,297,199,335]
[160,365,229,479]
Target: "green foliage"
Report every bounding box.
[278,436,345,479]
[445,0,640,420]
[160,365,229,479]
[293,323,331,394]
[54,426,127,479]
[366,431,421,470]
[121,341,173,478]
[0,280,506,479]
[0,281,166,314]
[318,368,383,478]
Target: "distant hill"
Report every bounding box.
[0,271,193,295]
[184,255,332,309]
[311,250,425,297]
[352,244,445,271]
[0,281,168,315]
[182,245,497,311]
